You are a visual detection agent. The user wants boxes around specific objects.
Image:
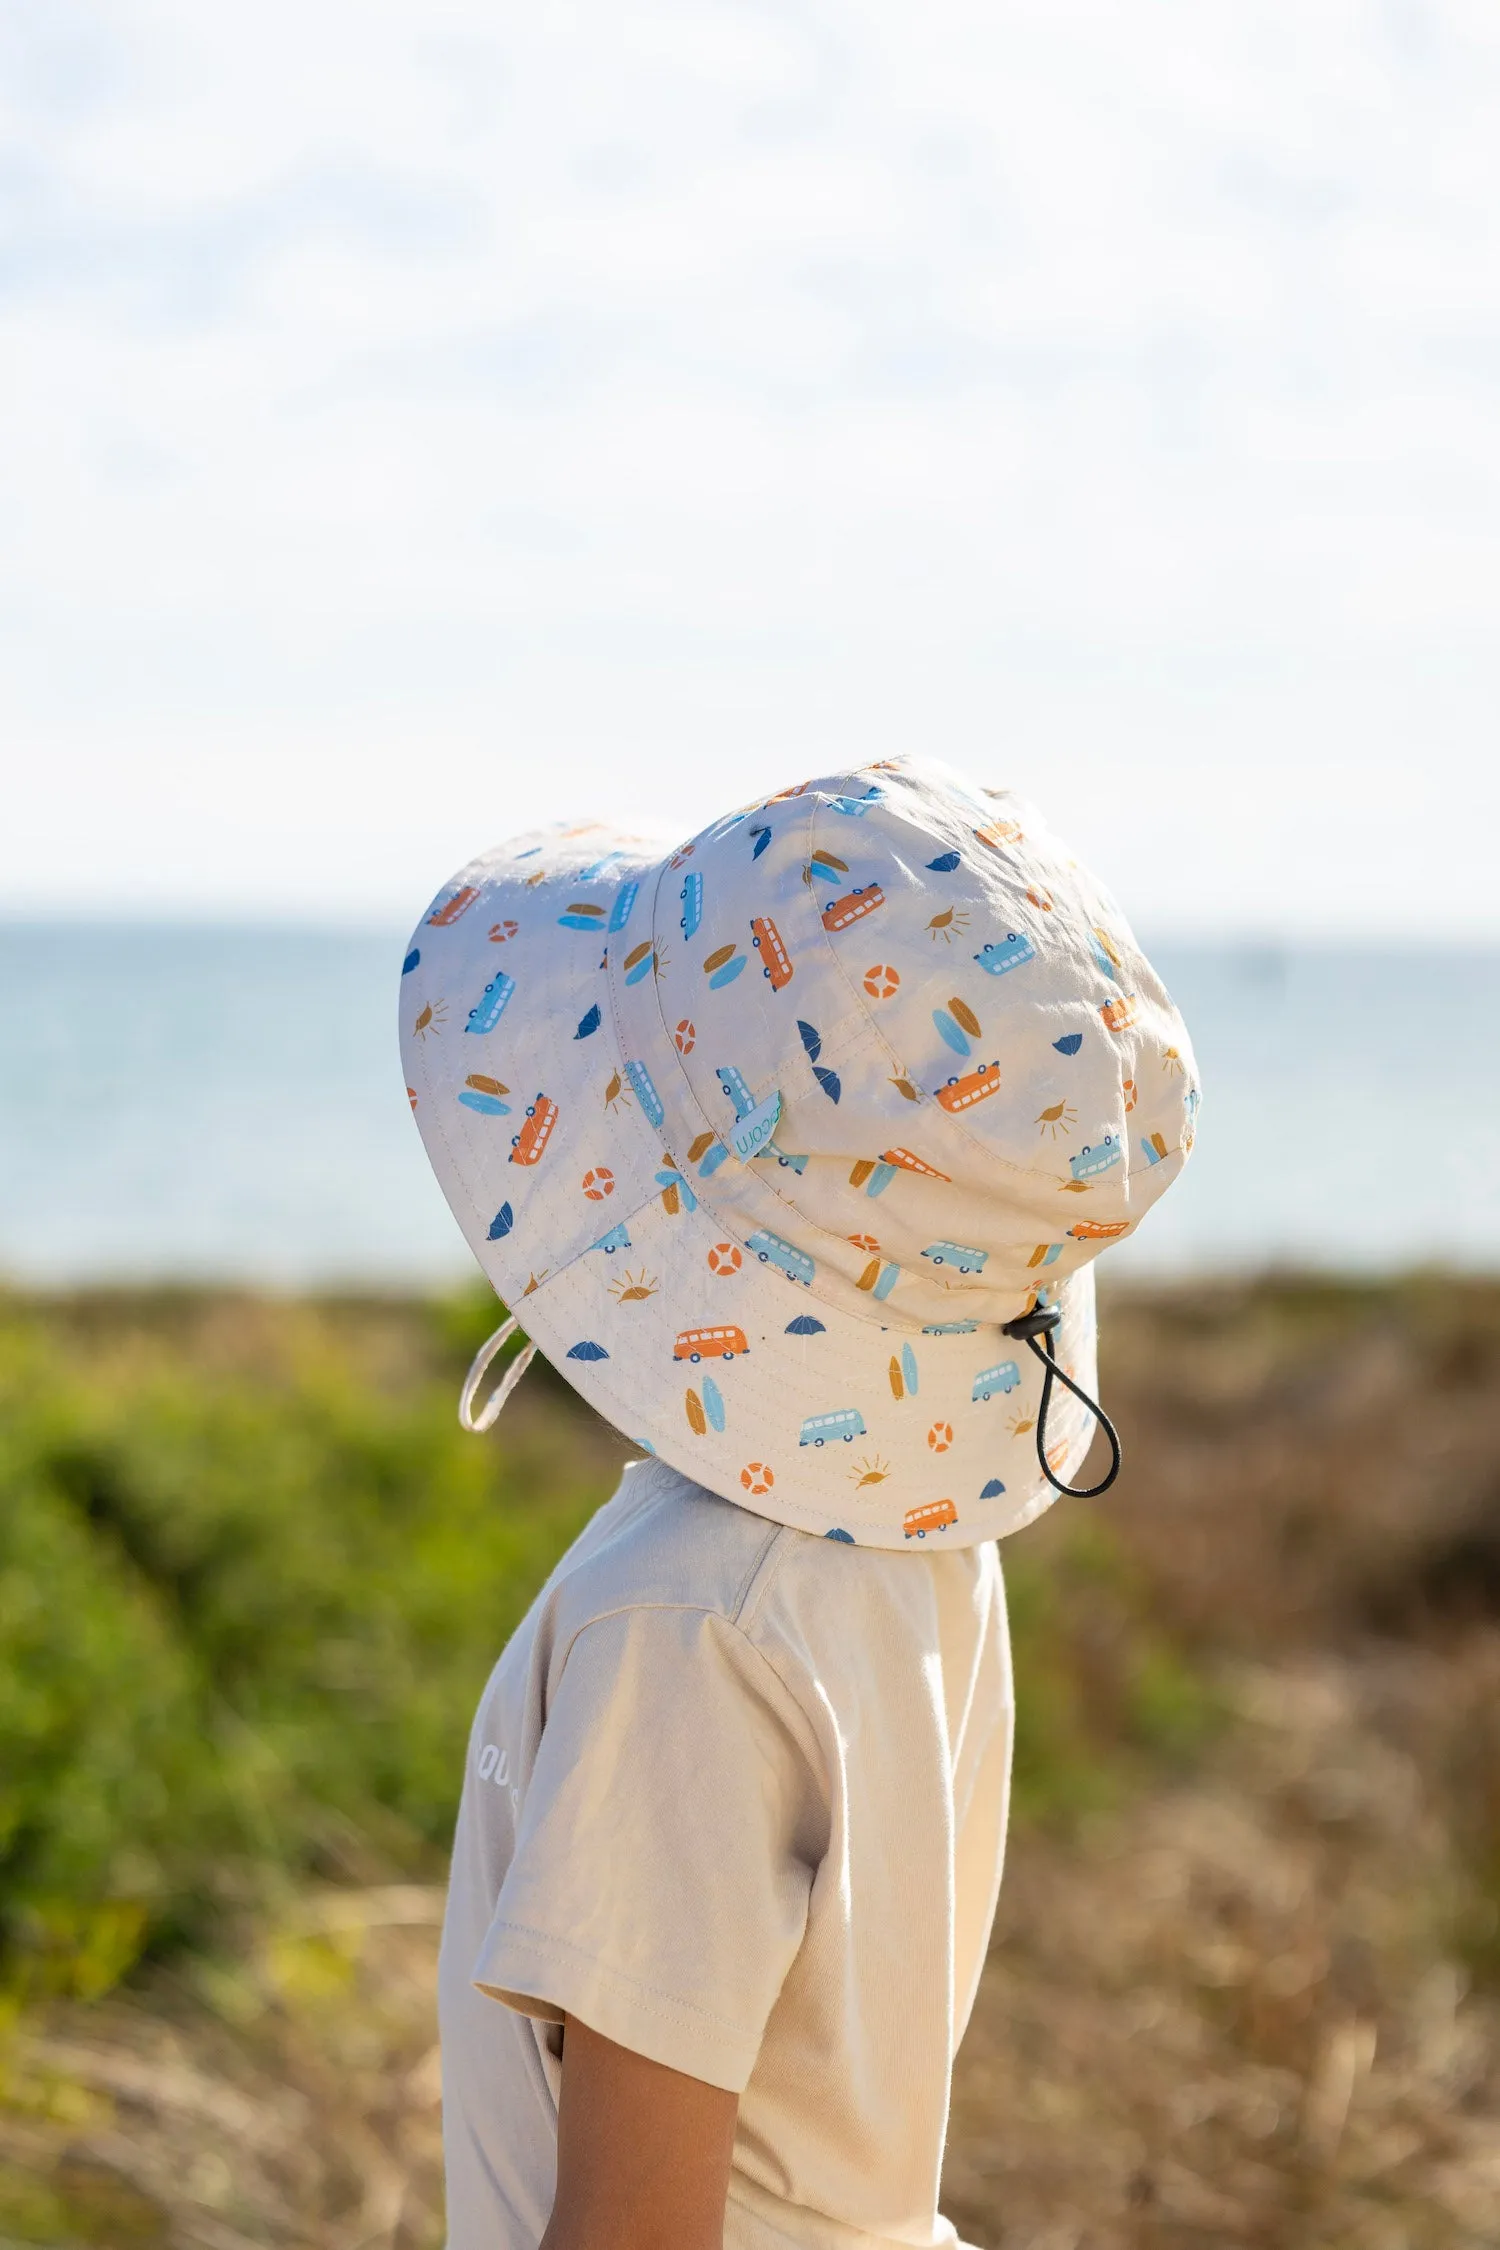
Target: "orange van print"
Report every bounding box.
[427,885,480,926]
[509,1093,559,1166]
[1067,1217,1131,1241]
[674,1324,750,1362]
[750,915,794,990]
[1099,993,1139,1033]
[903,1498,958,1539]
[880,1146,952,1181]
[821,883,885,933]
[935,1061,1002,1114]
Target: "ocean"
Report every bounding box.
[1,925,1494,1287]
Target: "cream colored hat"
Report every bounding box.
[400,756,1199,1550]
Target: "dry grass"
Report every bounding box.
[3,1277,1499,2248]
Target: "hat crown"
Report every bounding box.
[610,758,1193,1331]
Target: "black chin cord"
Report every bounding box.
[1000,1305,1122,1499]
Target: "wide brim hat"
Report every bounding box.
[400,757,1199,1550]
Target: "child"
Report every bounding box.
[401,757,1197,2249]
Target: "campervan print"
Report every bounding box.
[800,1409,867,1446]
[428,885,480,926]
[821,884,885,933]
[1069,1136,1122,1183]
[972,1361,1023,1401]
[750,915,794,989]
[922,1240,989,1274]
[400,758,1197,1548]
[716,1064,756,1119]
[935,1063,1002,1114]
[747,1230,816,1286]
[466,971,515,1034]
[904,1499,958,1540]
[675,1325,750,1363]
[679,872,703,938]
[510,1095,558,1166]
[609,881,639,932]
[624,1060,665,1129]
[975,931,1037,976]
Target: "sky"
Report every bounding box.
[3,1,1500,938]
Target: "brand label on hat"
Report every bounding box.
[731,1088,782,1163]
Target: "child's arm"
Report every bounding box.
[541,2015,738,2250]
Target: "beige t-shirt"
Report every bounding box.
[438,1457,1013,2250]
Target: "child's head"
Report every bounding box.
[401,756,1198,1547]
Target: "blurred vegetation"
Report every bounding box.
[0,1285,621,2001]
[0,1281,1233,2005]
[2,1277,1500,2246]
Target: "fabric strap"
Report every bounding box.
[459,1315,538,1433]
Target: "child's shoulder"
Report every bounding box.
[544,1455,794,1640]
[539,1454,993,1661]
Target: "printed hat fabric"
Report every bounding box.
[400,756,1200,1551]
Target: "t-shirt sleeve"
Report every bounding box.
[470,1602,826,2092]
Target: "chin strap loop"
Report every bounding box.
[1000,1304,1122,1499]
[459,1314,538,1433]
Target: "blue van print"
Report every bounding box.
[588,1221,633,1253]
[972,1361,1022,1401]
[923,1320,981,1334]
[716,1063,756,1119]
[921,1240,989,1274]
[466,971,516,1034]
[608,880,639,932]
[747,1229,816,1286]
[624,1059,665,1128]
[760,1144,808,1175]
[800,1408,868,1446]
[975,932,1037,977]
[1069,1136,1122,1183]
[679,871,703,938]
[829,787,882,816]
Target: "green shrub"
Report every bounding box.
[0,1287,1222,1999]
[0,1294,613,1995]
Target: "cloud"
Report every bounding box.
[2,0,1499,930]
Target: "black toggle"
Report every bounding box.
[1000,1304,1122,1499]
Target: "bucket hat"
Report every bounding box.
[400,756,1199,1550]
